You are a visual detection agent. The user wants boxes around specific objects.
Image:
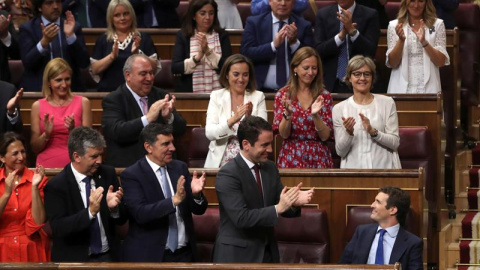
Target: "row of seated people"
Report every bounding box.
[0,0,455,95]
[0,117,422,269]
[2,50,418,170]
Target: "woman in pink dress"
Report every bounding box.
[30,58,92,168]
[0,132,50,261]
[273,47,334,168]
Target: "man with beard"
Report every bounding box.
[44,127,127,261]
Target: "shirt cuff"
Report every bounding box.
[166,113,174,124]
[36,42,48,53]
[66,34,77,45]
[1,32,11,47]
[270,41,277,53]
[289,39,300,52]
[350,30,360,42]
[335,34,344,47]
[141,115,149,127]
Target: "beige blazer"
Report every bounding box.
[204,88,267,168]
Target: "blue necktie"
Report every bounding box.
[337,21,348,81]
[159,167,178,252]
[276,20,287,88]
[47,23,62,59]
[375,229,387,265]
[83,177,102,255]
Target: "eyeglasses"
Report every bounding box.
[351,71,372,79]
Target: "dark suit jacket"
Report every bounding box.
[101,84,187,167]
[240,12,314,90]
[339,223,423,270]
[433,0,458,29]
[131,0,180,28]
[171,30,232,92]
[63,0,109,28]
[120,157,208,262]
[0,81,22,134]
[19,16,90,92]
[213,154,300,263]
[44,164,127,262]
[315,4,380,92]
[0,10,20,83]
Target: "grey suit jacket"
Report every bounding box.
[213,154,299,263]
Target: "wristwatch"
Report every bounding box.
[349,29,358,36]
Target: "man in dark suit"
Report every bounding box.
[0,11,20,83]
[315,0,380,93]
[62,0,109,28]
[131,0,180,28]
[213,116,314,263]
[120,123,207,262]
[339,186,423,270]
[44,127,127,262]
[102,54,186,168]
[19,0,90,91]
[0,81,23,134]
[240,0,314,92]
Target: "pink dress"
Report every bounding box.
[36,95,83,168]
[272,87,334,168]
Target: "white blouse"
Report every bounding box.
[332,94,401,169]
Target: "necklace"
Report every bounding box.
[113,32,133,50]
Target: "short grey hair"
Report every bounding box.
[68,127,106,160]
[343,55,377,88]
[123,54,152,78]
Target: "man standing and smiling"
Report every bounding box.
[213,116,314,263]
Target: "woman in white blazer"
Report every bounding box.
[386,0,449,94]
[204,54,267,168]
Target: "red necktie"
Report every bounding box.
[253,164,263,200]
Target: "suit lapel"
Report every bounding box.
[121,85,144,118]
[65,164,88,211]
[389,227,408,264]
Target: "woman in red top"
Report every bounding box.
[0,132,49,261]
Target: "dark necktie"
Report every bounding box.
[144,0,154,27]
[276,20,287,88]
[375,229,387,265]
[253,164,264,200]
[337,20,348,80]
[159,167,178,252]
[83,177,102,255]
[47,22,62,59]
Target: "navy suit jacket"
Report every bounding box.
[240,12,313,90]
[101,84,187,167]
[44,164,127,262]
[63,0,109,27]
[339,223,423,270]
[314,4,379,92]
[120,158,208,262]
[131,0,180,28]
[0,81,22,134]
[213,154,300,263]
[19,17,90,91]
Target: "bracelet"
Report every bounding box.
[422,42,429,48]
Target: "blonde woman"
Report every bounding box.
[386,0,450,94]
[30,58,92,168]
[90,0,159,91]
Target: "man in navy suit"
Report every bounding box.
[339,186,423,270]
[240,0,313,92]
[19,0,90,91]
[121,123,208,262]
[44,127,127,262]
[315,0,380,93]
